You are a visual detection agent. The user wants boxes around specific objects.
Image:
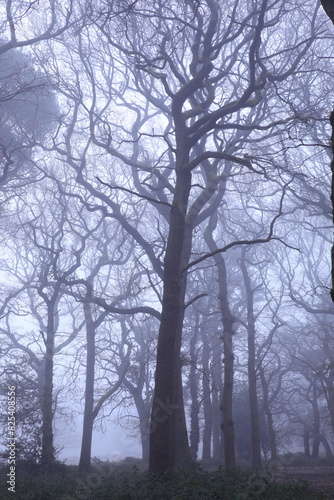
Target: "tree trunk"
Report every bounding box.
[325,380,334,434]
[79,302,96,472]
[321,335,334,434]
[141,428,150,464]
[149,164,193,473]
[119,378,152,465]
[312,436,320,458]
[220,421,225,461]
[189,321,200,461]
[240,250,262,471]
[211,335,223,459]
[264,405,277,461]
[329,109,334,301]
[204,212,236,469]
[41,348,54,466]
[259,366,277,461]
[320,434,333,458]
[202,329,212,460]
[303,428,311,457]
[41,296,58,467]
[311,381,321,459]
[211,388,221,460]
[320,1,334,26]
[135,397,151,464]
[221,328,235,469]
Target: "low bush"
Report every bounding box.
[0,459,330,499]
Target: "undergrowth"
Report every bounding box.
[0,458,330,500]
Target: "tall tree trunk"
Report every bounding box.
[189,318,200,461]
[79,302,96,472]
[211,387,221,459]
[311,380,321,459]
[322,333,334,434]
[204,212,236,469]
[220,422,225,461]
[121,379,152,465]
[149,6,221,471]
[222,327,235,469]
[240,249,262,471]
[202,328,212,460]
[149,164,193,473]
[328,107,334,302]
[320,434,333,458]
[303,427,311,457]
[330,111,334,302]
[318,3,334,303]
[41,342,54,466]
[325,379,334,434]
[41,295,58,467]
[259,366,277,460]
[264,404,277,461]
[135,397,151,464]
[141,431,150,465]
[211,334,223,459]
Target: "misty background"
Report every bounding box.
[0,0,333,475]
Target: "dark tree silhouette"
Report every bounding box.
[320,0,334,301]
[320,1,334,24]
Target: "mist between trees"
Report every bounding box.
[0,0,333,477]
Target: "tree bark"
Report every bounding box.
[41,293,59,467]
[259,366,277,461]
[325,378,334,434]
[149,163,193,473]
[240,249,262,471]
[189,319,200,461]
[320,1,334,25]
[204,212,236,469]
[135,396,151,464]
[330,111,334,302]
[322,332,334,433]
[211,334,223,459]
[311,380,321,459]
[202,328,212,460]
[79,302,96,472]
[303,428,311,457]
[320,434,333,458]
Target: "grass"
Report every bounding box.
[0,457,330,500]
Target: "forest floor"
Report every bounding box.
[274,464,334,498]
[200,456,334,498]
[1,457,334,499]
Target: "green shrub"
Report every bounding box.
[76,463,328,500]
[0,460,330,500]
[0,462,78,500]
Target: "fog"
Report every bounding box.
[57,422,142,465]
[0,0,333,482]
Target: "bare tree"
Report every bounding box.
[11,0,330,473]
[0,0,73,56]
